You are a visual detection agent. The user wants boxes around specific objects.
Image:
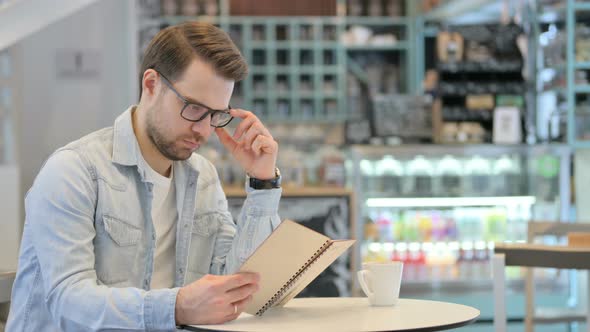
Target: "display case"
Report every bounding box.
[348,144,572,324]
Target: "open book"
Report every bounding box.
[239,219,355,316]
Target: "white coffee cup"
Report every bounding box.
[357,261,403,306]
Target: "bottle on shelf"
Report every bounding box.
[401,210,419,242]
[457,241,474,280]
[436,155,463,197]
[360,158,377,193]
[375,210,394,243]
[472,241,490,279]
[484,208,507,242]
[406,242,424,281]
[374,155,404,195]
[392,210,405,242]
[492,154,522,196]
[431,211,445,241]
[317,146,346,187]
[463,155,493,196]
[417,212,433,243]
[404,156,435,197]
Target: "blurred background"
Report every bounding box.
[2,0,590,331]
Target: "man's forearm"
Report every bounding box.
[45,276,180,331]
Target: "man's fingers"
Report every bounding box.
[232,116,256,140]
[215,127,237,152]
[251,135,277,156]
[221,272,260,292]
[229,108,255,139]
[229,108,254,120]
[224,295,254,321]
[241,124,266,150]
[226,283,258,304]
[230,109,272,141]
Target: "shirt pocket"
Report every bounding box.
[187,214,220,274]
[103,215,142,246]
[94,215,143,285]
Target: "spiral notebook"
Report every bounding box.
[239,219,355,316]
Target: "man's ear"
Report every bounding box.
[142,69,160,99]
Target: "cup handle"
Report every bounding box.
[357,270,374,302]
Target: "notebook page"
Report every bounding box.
[275,239,355,307]
[239,220,331,315]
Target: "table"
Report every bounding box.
[493,243,590,332]
[182,297,480,332]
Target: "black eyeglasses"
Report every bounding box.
[157,71,233,128]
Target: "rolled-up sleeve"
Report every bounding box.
[210,178,282,275]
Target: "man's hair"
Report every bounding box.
[139,22,248,98]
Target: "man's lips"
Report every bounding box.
[183,139,200,149]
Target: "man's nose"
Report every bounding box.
[191,116,213,136]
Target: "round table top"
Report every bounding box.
[183,297,480,332]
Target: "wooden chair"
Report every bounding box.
[493,221,590,332]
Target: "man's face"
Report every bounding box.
[147,58,234,161]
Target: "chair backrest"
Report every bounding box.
[527,221,590,243]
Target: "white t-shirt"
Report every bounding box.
[145,164,177,289]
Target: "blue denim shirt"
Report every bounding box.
[6,107,282,331]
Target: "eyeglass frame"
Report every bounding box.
[155,70,234,128]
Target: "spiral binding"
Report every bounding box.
[255,239,332,316]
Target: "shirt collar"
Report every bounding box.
[112,105,142,167]
[112,106,197,182]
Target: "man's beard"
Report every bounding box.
[146,113,202,161]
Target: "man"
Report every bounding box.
[7,22,282,331]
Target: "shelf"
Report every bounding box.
[252,92,269,98]
[541,63,566,71]
[366,241,496,252]
[571,140,590,149]
[160,15,218,25]
[442,108,493,122]
[573,85,590,93]
[249,41,268,48]
[438,61,523,73]
[250,41,341,49]
[345,42,408,51]
[438,83,525,97]
[540,86,566,95]
[275,92,292,98]
[425,0,502,23]
[344,16,408,26]
[365,196,536,208]
[575,61,590,70]
[537,3,566,23]
[350,143,571,158]
[574,2,590,11]
[223,186,351,197]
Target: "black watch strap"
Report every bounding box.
[249,168,281,190]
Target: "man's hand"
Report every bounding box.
[175,273,259,325]
[215,109,278,180]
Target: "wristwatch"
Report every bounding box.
[249,168,281,190]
